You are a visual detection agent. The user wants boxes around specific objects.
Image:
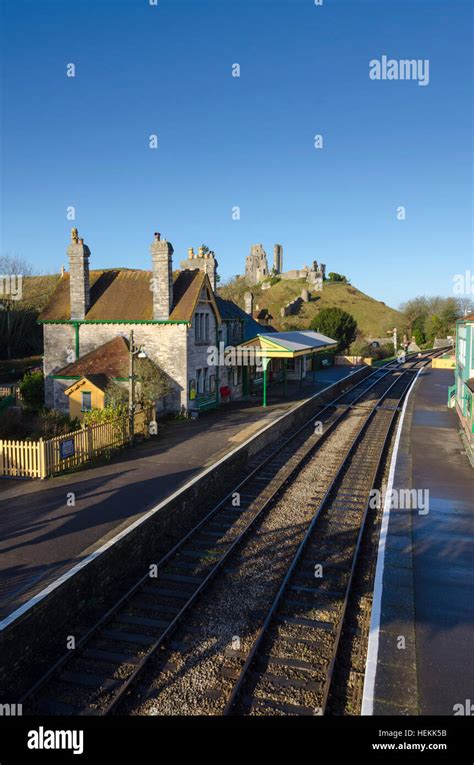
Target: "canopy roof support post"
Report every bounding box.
[283,358,287,396]
[312,351,316,382]
[262,355,270,407]
[299,356,303,388]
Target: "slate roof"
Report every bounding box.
[54,336,130,378]
[215,296,276,341]
[39,268,220,323]
[65,374,109,394]
[254,330,337,351]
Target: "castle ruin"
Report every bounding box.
[245,241,325,288]
[245,244,270,284]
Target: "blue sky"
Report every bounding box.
[1,0,472,308]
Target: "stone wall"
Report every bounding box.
[80,322,188,412]
[43,324,76,409]
[45,322,189,414]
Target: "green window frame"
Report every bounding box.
[81,391,92,412]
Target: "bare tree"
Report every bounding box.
[0,254,35,276]
[0,254,35,358]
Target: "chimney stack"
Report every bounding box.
[244,291,254,316]
[150,231,174,320]
[179,246,218,292]
[68,228,91,320]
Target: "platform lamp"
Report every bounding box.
[128,330,147,443]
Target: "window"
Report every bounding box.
[286,358,296,372]
[81,391,92,412]
[194,311,214,344]
[196,369,202,393]
[232,367,241,386]
[458,326,467,367]
[202,367,208,392]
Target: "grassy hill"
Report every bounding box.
[218,276,407,339]
[17,274,61,310]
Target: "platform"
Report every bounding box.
[363,368,474,715]
[0,365,360,624]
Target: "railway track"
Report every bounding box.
[222,366,422,716]
[21,351,441,716]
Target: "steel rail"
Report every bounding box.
[20,350,441,714]
[222,354,435,715]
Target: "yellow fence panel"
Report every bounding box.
[0,405,155,479]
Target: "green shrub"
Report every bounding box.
[83,404,128,427]
[310,307,357,352]
[263,275,281,286]
[327,272,347,283]
[19,370,44,411]
[38,409,80,439]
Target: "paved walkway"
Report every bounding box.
[0,366,358,622]
[364,368,474,715]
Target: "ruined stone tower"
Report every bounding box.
[273,244,283,274]
[245,244,269,285]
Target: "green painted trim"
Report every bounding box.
[81,390,93,412]
[72,321,80,359]
[49,375,81,380]
[38,319,189,326]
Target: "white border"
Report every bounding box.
[0,370,360,632]
[361,367,423,715]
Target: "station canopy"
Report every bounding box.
[240,330,337,358]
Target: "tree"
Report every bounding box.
[19,370,44,411]
[399,296,429,336]
[327,272,347,283]
[104,358,170,409]
[0,254,35,276]
[310,307,357,352]
[400,295,464,342]
[0,255,36,359]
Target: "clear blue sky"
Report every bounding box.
[1,0,472,308]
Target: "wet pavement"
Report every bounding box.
[366,368,474,715]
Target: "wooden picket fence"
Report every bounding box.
[0,405,154,479]
[0,384,22,402]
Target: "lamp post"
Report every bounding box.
[387,326,398,358]
[128,330,147,443]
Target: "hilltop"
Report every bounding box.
[2,273,407,358]
[218,276,407,339]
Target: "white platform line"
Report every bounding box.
[0,372,360,632]
[361,368,423,715]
